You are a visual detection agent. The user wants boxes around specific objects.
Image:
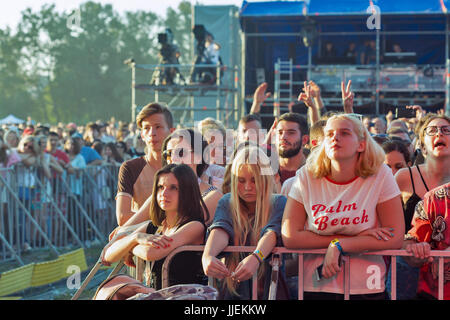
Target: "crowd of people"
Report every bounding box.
[1,79,449,300]
[0,117,145,249]
[96,79,449,300]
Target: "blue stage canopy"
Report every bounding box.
[240,0,449,17]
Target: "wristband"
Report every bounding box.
[251,252,262,264]
[330,238,346,256]
[253,249,265,263]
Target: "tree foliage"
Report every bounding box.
[0,1,192,124]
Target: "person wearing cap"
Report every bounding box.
[71,132,103,166]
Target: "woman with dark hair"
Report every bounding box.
[104,163,209,289]
[91,140,105,158]
[382,139,412,176]
[108,130,223,241]
[161,128,223,224]
[104,142,123,164]
[115,141,131,162]
[396,113,450,229]
[393,113,450,299]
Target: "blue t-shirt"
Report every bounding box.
[80,146,102,164]
[208,193,287,245]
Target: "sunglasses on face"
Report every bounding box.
[423,125,450,136]
[162,147,191,160]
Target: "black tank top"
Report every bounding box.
[403,166,429,233]
[145,220,206,289]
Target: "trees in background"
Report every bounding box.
[0,1,192,124]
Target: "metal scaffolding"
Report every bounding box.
[128,62,241,129]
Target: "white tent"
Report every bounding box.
[0,114,25,125]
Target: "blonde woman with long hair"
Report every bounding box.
[202,145,287,299]
[282,113,404,300]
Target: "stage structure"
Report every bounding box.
[239,0,450,128]
[128,5,243,129]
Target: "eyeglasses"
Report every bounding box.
[162,148,191,160]
[423,125,450,136]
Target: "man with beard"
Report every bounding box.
[276,112,309,184]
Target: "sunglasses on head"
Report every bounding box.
[346,113,364,122]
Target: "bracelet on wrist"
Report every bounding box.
[330,238,346,256]
[252,249,265,263]
[251,252,262,264]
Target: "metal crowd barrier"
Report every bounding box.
[155,246,450,300]
[0,163,119,265]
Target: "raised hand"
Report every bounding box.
[298,81,314,108]
[264,117,278,145]
[254,82,271,104]
[386,110,394,124]
[308,80,321,99]
[406,105,425,120]
[250,82,271,114]
[341,80,354,113]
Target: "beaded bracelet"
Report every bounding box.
[252,249,265,263]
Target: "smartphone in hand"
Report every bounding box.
[314,264,324,281]
[314,255,343,281]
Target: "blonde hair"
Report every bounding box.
[225,145,274,295]
[307,113,385,179]
[18,135,38,155]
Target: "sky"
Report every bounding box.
[0,0,246,30]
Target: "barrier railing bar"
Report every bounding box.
[159,246,450,300]
[59,173,107,242]
[268,253,280,300]
[83,166,115,212]
[391,255,397,300]
[32,171,84,248]
[0,231,24,266]
[252,273,258,300]
[343,255,350,300]
[439,257,444,301]
[0,172,60,256]
[298,253,304,300]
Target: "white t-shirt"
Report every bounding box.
[201,164,225,189]
[288,164,400,295]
